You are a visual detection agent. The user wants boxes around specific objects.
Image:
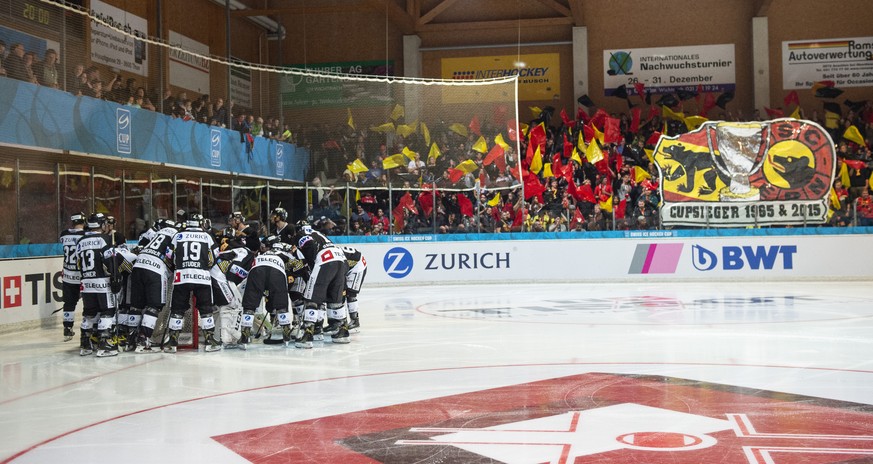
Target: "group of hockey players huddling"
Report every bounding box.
[59,207,366,357]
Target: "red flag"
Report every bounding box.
[573,206,585,225]
[646,131,662,146]
[492,105,508,125]
[630,107,641,133]
[529,123,547,152]
[614,151,623,173]
[524,140,535,165]
[590,108,609,129]
[479,171,487,188]
[469,115,481,136]
[604,117,622,144]
[576,183,596,203]
[523,172,546,203]
[418,190,434,217]
[784,90,799,107]
[764,107,785,118]
[484,144,504,166]
[456,193,474,217]
[448,168,465,183]
[583,124,596,144]
[563,134,574,158]
[560,108,573,127]
[615,198,627,220]
[844,159,866,170]
[634,82,646,101]
[576,107,590,125]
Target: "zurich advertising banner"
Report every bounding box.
[0,78,308,181]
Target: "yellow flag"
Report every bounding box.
[347,108,355,130]
[543,163,554,178]
[495,133,510,151]
[356,189,361,203]
[825,111,840,129]
[633,166,651,183]
[644,148,654,163]
[530,106,542,118]
[371,122,395,133]
[347,158,368,174]
[402,146,417,160]
[428,142,441,160]
[844,125,866,146]
[592,124,605,145]
[869,171,873,191]
[421,122,431,146]
[382,153,407,170]
[571,147,583,165]
[684,115,708,131]
[662,106,685,121]
[448,123,468,137]
[586,140,604,164]
[396,123,417,138]
[789,106,801,119]
[472,136,488,153]
[599,195,613,213]
[519,123,529,137]
[390,104,405,121]
[830,188,841,210]
[839,162,850,188]
[456,159,479,173]
[487,192,501,207]
[530,145,543,174]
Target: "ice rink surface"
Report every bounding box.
[2,281,873,463]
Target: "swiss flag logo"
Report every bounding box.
[213,373,873,463]
[173,271,181,283]
[3,276,22,308]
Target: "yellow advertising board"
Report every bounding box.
[440,53,560,103]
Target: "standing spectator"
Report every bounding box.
[33,49,59,88]
[251,117,264,137]
[211,98,227,126]
[68,63,85,94]
[857,189,873,226]
[4,43,27,81]
[23,51,38,84]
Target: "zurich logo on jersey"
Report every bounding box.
[383,247,413,279]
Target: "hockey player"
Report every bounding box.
[167,212,220,353]
[270,207,295,244]
[59,212,86,342]
[214,229,254,346]
[128,219,178,353]
[293,222,350,348]
[75,213,120,357]
[238,235,296,347]
[229,211,260,253]
[340,245,366,333]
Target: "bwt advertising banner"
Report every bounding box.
[348,234,873,286]
[441,53,560,102]
[89,0,149,76]
[603,44,735,96]
[782,36,873,89]
[0,79,309,181]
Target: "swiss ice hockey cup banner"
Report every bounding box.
[654,119,836,227]
[782,37,873,89]
[603,44,735,96]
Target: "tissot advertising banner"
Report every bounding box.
[441,53,560,102]
[782,36,873,89]
[603,44,735,96]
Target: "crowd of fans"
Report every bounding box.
[2,40,871,234]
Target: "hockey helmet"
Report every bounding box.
[295,219,312,235]
[187,212,204,228]
[106,215,116,225]
[229,211,245,223]
[176,209,188,222]
[70,212,86,225]
[271,207,288,221]
[261,234,281,248]
[86,213,106,229]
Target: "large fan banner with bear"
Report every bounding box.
[654,119,835,227]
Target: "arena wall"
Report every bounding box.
[2,231,871,333]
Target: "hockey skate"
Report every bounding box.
[282,325,294,346]
[96,336,119,358]
[134,335,161,353]
[348,313,360,333]
[324,318,343,336]
[331,323,351,344]
[63,327,75,342]
[203,328,222,352]
[79,331,94,356]
[312,321,324,341]
[236,327,251,350]
[295,324,314,349]
[163,329,179,353]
